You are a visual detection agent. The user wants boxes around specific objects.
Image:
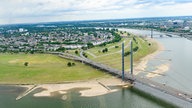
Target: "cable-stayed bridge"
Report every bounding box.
[50,40,192,107]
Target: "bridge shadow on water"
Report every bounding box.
[129,87,179,108]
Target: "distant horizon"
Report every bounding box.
[1,15,192,26]
[1,0,192,25]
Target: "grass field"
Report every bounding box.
[85,34,158,71]
[0,54,107,84]
[65,32,158,71]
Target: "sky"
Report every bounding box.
[0,0,192,24]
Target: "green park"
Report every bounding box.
[0,32,157,84]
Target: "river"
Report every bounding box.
[1,28,191,108]
[119,28,192,93]
[0,85,176,108]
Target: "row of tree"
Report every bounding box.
[67,62,76,67]
[124,46,139,56]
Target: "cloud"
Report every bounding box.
[0,0,192,24]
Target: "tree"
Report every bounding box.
[105,48,108,52]
[72,63,75,66]
[83,52,88,58]
[93,33,97,37]
[75,50,78,54]
[99,42,106,47]
[67,62,76,67]
[84,55,88,58]
[133,46,139,52]
[30,50,34,54]
[115,46,119,48]
[133,37,138,44]
[81,46,87,50]
[124,51,131,56]
[102,48,108,53]
[148,43,151,46]
[87,42,94,49]
[24,62,29,66]
[67,62,72,67]
[56,47,66,52]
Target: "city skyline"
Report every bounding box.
[0,0,192,24]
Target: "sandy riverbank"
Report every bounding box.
[146,63,170,78]
[134,38,169,78]
[22,77,128,99]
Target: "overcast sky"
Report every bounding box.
[0,0,192,24]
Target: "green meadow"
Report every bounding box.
[85,34,157,71]
[0,54,106,84]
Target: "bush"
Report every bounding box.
[133,46,139,52]
[124,46,139,56]
[24,62,29,66]
[75,50,78,54]
[133,37,138,44]
[115,46,119,48]
[148,43,151,46]
[67,62,72,67]
[72,63,75,66]
[56,47,66,52]
[83,52,88,58]
[124,51,131,56]
[102,48,108,53]
[87,42,94,49]
[99,42,106,47]
[81,46,88,50]
[67,62,76,67]
[30,50,34,54]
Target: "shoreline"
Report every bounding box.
[134,38,170,78]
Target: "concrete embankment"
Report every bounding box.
[96,80,111,91]
[16,85,37,100]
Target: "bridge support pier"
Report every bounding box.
[122,43,125,81]
[130,41,133,75]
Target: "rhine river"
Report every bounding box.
[120,28,192,93]
[1,28,192,108]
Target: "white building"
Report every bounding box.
[19,28,24,32]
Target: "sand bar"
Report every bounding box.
[24,77,127,98]
[146,63,170,78]
[134,38,165,75]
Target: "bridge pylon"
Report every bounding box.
[122,40,134,82]
[122,42,125,81]
[130,40,133,75]
[151,28,153,38]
